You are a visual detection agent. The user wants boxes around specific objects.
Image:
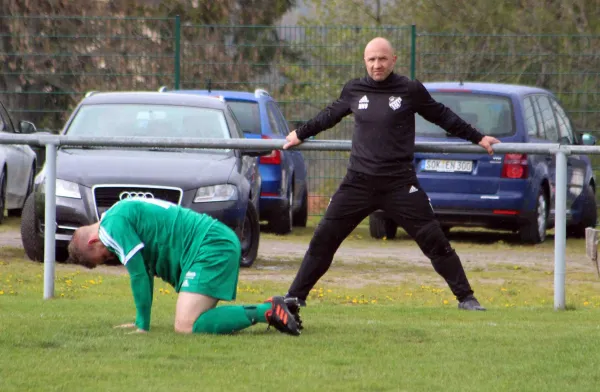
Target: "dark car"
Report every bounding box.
[20,92,265,267]
[369,81,597,243]
[165,87,309,234]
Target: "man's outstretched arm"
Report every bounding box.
[409,80,500,154]
[284,84,352,149]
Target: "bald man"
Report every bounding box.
[283,37,499,314]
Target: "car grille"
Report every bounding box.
[93,186,183,219]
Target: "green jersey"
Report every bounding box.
[99,198,218,330]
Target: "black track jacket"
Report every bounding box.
[295,73,485,177]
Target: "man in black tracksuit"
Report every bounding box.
[283,37,500,312]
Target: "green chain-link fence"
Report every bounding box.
[1,16,599,216]
[0,15,178,129]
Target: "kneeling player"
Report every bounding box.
[67,198,301,336]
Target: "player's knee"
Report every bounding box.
[414,221,453,258]
[174,319,194,334]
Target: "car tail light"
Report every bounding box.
[501,153,528,179]
[259,135,281,165]
[493,210,519,215]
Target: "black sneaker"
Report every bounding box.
[265,296,301,336]
[458,295,487,311]
[282,296,304,330]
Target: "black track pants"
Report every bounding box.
[287,170,474,302]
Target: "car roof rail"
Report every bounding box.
[84,90,98,98]
[158,86,169,93]
[254,88,270,98]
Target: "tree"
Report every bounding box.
[0,0,297,129]
[386,0,600,130]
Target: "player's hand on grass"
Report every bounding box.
[127,329,148,334]
[114,322,136,329]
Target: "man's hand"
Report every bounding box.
[478,135,501,155]
[283,130,302,150]
[114,322,136,329]
[127,329,148,334]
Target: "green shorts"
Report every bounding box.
[178,221,241,301]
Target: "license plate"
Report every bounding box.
[423,159,473,173]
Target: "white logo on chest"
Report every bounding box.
[358,95,369,110]
[389,96,402,110]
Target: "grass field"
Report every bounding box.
[3,219,600,391]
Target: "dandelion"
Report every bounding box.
[60,293,65,297]
[371,299,377,304]
[500,288,507,292]
[382,236,387,241]
[165,289,171,294]
[584,301,590,306]
[405,292,413,297]
[0,290,4,295]
[89,280,96,285]
[159,288,164,294]
[443,300,449,305]
[327,289,332,293]
[352,298,358,304]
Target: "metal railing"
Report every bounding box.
[0,134,596,310]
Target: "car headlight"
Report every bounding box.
[194,184,238,203]
[41,178,82,199]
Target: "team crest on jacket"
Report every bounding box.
[389,96,402,110]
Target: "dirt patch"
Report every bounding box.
[5,226,597,286]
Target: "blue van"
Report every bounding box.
[369,82,597,243]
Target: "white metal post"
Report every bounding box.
[43,143,57,300]
[554,150,567,310]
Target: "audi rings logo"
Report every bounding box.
[119,191,155,200]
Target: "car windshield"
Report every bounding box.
[226,100,261,134]
[65,104,232,153]
[416,93,514,137]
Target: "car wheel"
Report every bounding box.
[519,189,548,244]
[293,188,308,227]
[21,193,44,262]
[0,169,6,225]
[568,184,597,238]
[269,185,293,235]
[8,163,35,217]
[240,202,260,268]
[20,193,69,263]
[369,212,397,239]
